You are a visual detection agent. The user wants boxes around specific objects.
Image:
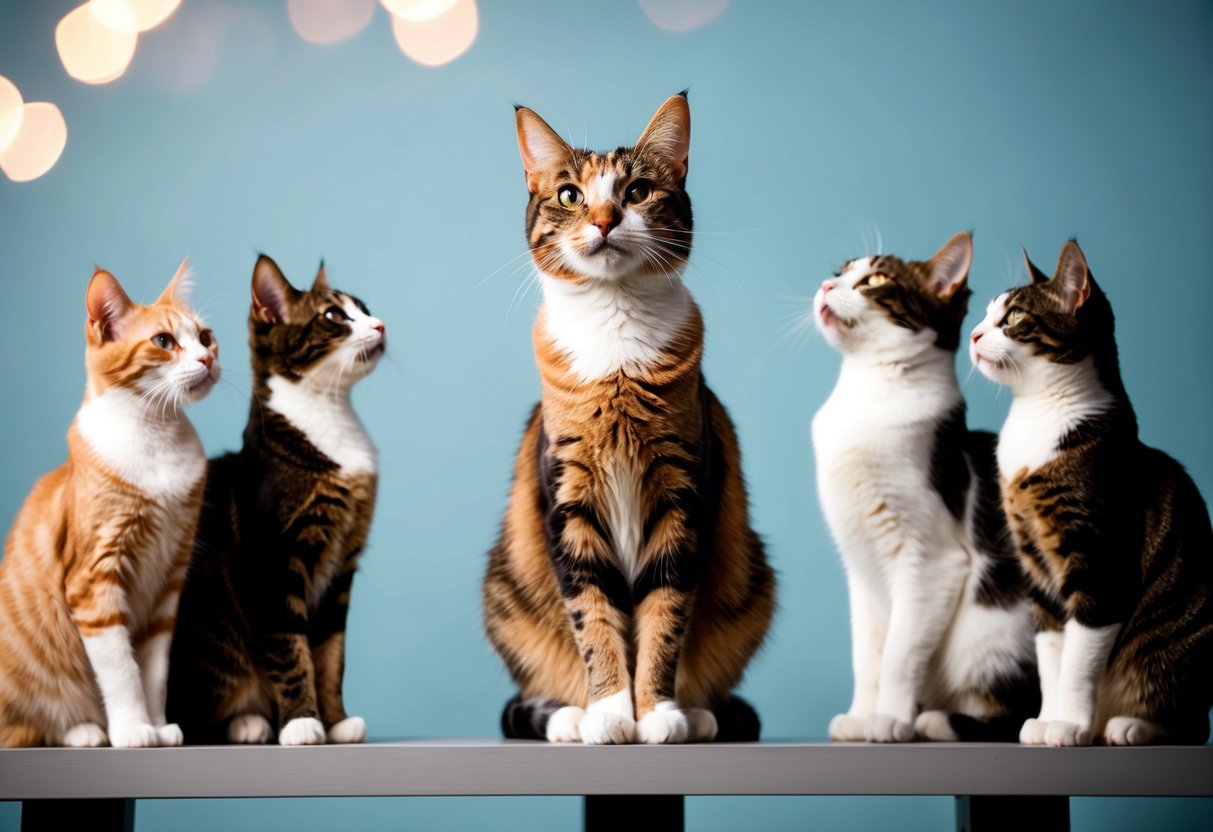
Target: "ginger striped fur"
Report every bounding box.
[0,261,219,747]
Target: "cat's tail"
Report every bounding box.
[916,710,1023,742]
[500,695,565,740]
[712,695,761,742]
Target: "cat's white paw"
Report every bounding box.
[156,723,184,747]
[227,714,272,744]
[1044,720,1091,747]
[62,723,108,748]
[913,710,958,742]
[579,712,636,745]
[865,713,915,743]
[828,713,867,742]
[279,717,326,746]
[1103,716,1161,746]
[636,703,689,745]
[685,708,718,742]
[327,716,367,744]
[108,721,160,748]
[1019,717,1048,745]
[545,706,585,743]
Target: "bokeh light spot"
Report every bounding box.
[56,3,138,85]
[0,76,24,154]
[381,0,458,22]
[638,0,729,32]
[0,102,68,183]
[289,0,375,45]
[390,0,477,67]
[89,0,182,33]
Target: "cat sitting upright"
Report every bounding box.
[168,255,384,745]
[971,239,1212,745]
[813,232,1038,743]
[0,261,218,747]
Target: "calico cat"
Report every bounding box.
[0,261,219,747]
[483,93,775,745]
[167,255,384,745]
[970,239,1213,746]
[812,233,1039,743]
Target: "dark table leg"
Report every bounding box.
[22,799,135,832]
[956,796,1070,832]
[585,795,684,832]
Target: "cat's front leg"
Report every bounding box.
[256,551,324,746]
[311,561,366,744]
[70,541,160,748]
[1038,618,1119,747]
[632,584,696,744]
[135,564,188,746]
[1019,605,1064,745]
[830,577,887,742]
[869,547,968,742]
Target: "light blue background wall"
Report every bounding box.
[1,1,1210,829]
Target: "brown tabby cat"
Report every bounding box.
[167,255,384,745]
[971,239,1213,745]
[0,261,219,747]
[484,93,775,745]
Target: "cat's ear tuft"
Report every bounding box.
[516,106,570,193]
[251,254,299,324]
[1053,239,1091,314]
[86,269,134,343]
[1022,247,1049,284]
[313,259,329,292]
[926,231,972,299]
[157,256,194,306]
[637,93,691,181]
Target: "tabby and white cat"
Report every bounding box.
[0,261,219,747]
[483,93,775,744]
[971,240,1213,745]
[167,255,384,745]
[813,233,1039,743]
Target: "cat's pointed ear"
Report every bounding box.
[1022,247,1049,284]
[1053,239,1092,314]
[636,91,691,180]
[312,260,329,292]
[86,269,134,343]
[516,106,570,193]
[156,256,193,306]
[251,254,299,324]
[926,231,972,299]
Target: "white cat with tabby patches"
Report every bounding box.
[812,233,1038,743]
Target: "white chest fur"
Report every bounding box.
[602,457,645,586]
[266,375,377,475]
[539,272,693,383]
[76,388,205,501]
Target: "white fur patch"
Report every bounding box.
[580,689,636,745]
[539,272,693,382]
[278,716,326,746]
[684,708,718,742]
[228,713,272,744]
[266,375,377,474]
[636,700,689,744]
[603,458,644,585]
[81,626,156,747]
[1103,716,1161,746]
[545,706,586,743]
[76,388,206,500]
[1054,620,1119,730]
[62,722,108,748]
[327,715,367,744]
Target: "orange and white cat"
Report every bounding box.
[0,261,219,747]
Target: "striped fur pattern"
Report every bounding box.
[971,240,1213,745]
[167,255,384,746]
[813,233,1039,743]
[0,261,219,747]
[484,94,775,744]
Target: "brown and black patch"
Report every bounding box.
[850,248,972,351]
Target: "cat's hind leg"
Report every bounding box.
[1102,716,1163,746]
[227,713,273,744]
[502,696,586,742]
[62,723,108,748]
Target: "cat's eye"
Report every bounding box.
[625,180,652,205]
[557,185,583,209]
[324,306,351,323]
[198,330,213,348]
[860,273,890,288]
[151,333,177,351]
[1004,309,1026,327]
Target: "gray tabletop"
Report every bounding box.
[2,740,1211,800]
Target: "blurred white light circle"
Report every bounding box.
[289,0,376,45]
[390,0,477,67]
[89,0,182,33]
[380,0,457,23]
[638,0,729,32]
[0,102,69,183]
[0,76,24,154]
[56,3,138,85]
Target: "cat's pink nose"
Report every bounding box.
[971,331,982,343]
[373,322,385,334]
[198,353,213,368]
[821,280,834,293]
